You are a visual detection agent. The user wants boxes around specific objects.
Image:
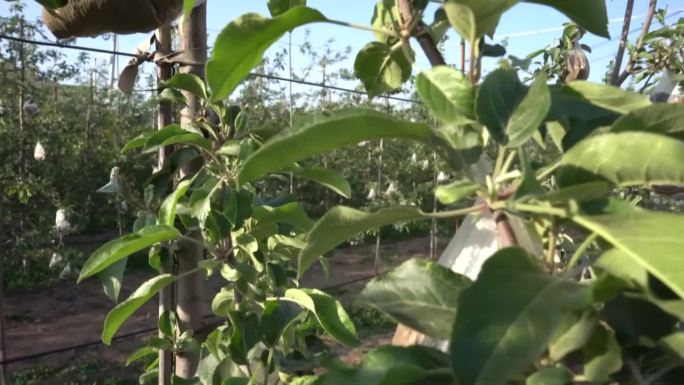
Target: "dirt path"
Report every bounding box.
[4,237,435,380]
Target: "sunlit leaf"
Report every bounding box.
[416,66,474,125]
[163,73,207,100]
[507,73,550,147]
[207,7,326,101]
[79,226,180,282]
[354,42,412,97]
[238,110,433,185]
[284,288,359,346]
[573,203,684,299]
[557,132,684,187]
[103,274,176,344]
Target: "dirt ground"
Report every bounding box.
[4,236,439,383]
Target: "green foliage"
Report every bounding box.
[77,1,684,385]
[207,7,327,101]
[358,258,471,339]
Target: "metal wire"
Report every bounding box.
[0,33,422,105]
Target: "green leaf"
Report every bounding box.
[354,42,412,97]
[103,274,176,344]
[661,332,684,360]
[207,7,326,101]
[98,258,127,303]
[610,103,684,138]
[79,225,180,282]
[211,289,234,317]
[143,124,211,153]
[267,0,306,17]
[36,0,68,8]
[572,204,684,299]
[476,68,526,143]
[227,311,259,365]
[565,82,650,114]
[298,206,425,277]
[436,179,479,205]
[548,311,598,361]
[525,367,573,385]
[252,202,314,232]
[507,73,550,147]
[557,132,684,187]
[444,0,517,43]
[183,0,197,17]
[238,110,433,185]
[316,345,454,385]
[523,0,609,38]
[190,177,220,226]
[357,258,471,339]
[450,247,591,385]
[432,124,483,171]
[583,323,622,383]
[416,65,474,125]
[284,288,359,346]
[122,132,152,152]
[163,73,207,100]
[289,166,352,198]
[126,346,158,366]
[596,249,684,319]
[260,300,303,346]
[536,182,611,203]
[159,180,191,226]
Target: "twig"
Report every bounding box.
[617,0,658,86]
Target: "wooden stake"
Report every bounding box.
[0,192,7,385]
[156,23,174,385]
[175,2,207,379]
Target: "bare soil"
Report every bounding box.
[4,237,437,383]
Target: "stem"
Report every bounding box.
[535,159,561,181]
[469,40,478,84]
[493,146,506,179]
[325,18,399,38]
[264,346,275,385]
[565,232,598,275]
[428,204,485,219]
[617,0,658,86]
[502,202,569,218]
[610,0,635,85]
[179,235,217,255]
[500,150,518,177]
[546,221,557,270]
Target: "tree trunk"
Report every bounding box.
[156,23,174,385]
[175,3,207,379]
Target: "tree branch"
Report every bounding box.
[610,0,635,85]
[617,0,658,86]
[397,0,446,66]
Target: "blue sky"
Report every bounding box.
[2,0,681,94]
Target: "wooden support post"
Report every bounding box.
[175,2,207,379]
[0,192,7,385]
[156,23,174,385]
